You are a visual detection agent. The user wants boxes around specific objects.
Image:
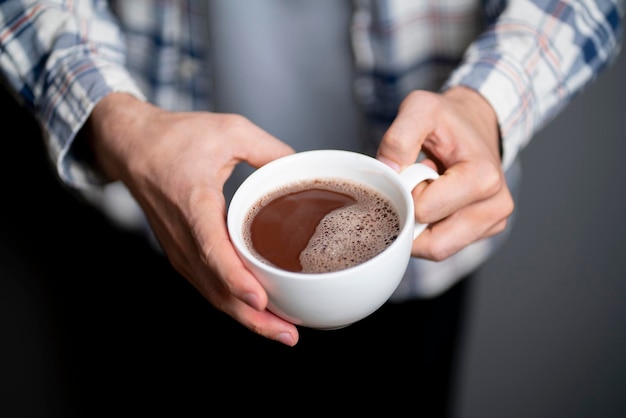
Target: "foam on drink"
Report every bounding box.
[243,178,400,273]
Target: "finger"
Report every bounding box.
[222,296,300,347]
[189,208,300,346]
[205,232,269,310]
[376,91,439,171]
[230,116,296,168]
[413,158,506,224]
[199,237,301,347]
[188,194,269,311]
[411,188,513,261]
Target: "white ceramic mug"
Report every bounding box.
[227,149,439,329]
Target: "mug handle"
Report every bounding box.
[397,163,440,239]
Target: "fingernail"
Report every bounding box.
[377,156,401,172]
[242,292,262,311]
[276,332,295,347]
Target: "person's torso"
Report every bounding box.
[207,1,365,198]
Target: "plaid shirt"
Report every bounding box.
[1,0,623,297]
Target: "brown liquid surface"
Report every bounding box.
[244,179,400,273]
[249,188,356,272]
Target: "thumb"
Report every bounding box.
[241,125,296,169]
[376,91,438,172]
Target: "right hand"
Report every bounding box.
[84,93,299,346]
[377,87,514,261]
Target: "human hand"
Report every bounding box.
[85,93,299,346]
[376,86,514,261]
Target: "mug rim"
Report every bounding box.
[227,149,415,280]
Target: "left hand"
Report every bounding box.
[376,86,514,261]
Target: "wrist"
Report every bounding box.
[84,92,153,182]
[443,86,502,160]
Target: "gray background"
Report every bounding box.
[453,37,626,417]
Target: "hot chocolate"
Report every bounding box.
[243,178,400,273]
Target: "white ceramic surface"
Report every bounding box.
[227,150,439,329]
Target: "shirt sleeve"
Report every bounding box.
[0,0,146,189]
[443,0,624,170]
